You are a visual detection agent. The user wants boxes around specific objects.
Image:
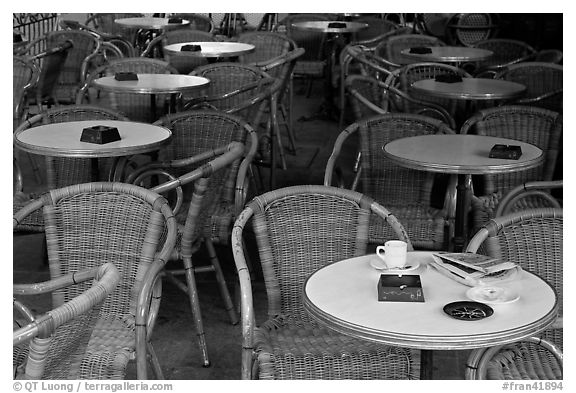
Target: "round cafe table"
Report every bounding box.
[410,77,526,102]
[13,120,172,181]
[303,252,559,379]
[382,134,544,251]
[400,46,493,64]
[92,74,210,120]
[163,42,255,61]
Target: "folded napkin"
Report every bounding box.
[168,17,183,23]
[328,22,347,28]
[434,74,463,83]
[114,72,138,81]
[409,46,432,54]
[181,44,202,52]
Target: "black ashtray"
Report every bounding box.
[114,72,138,81]
[328,22,347,28]
[377,274,425,302]
[443,301,493,321]
[435,74,463,83]
[168,17,183,23]
[409,46,432,54]
[181,44,202,52]
[489,144,522,160]
[80,125,121,145]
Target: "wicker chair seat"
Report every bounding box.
[370,204,447,250]
[485,341,562,380]
[253,317,420,380]
[293,60,326,77]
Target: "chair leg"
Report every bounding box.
[180,255,211,367]
[205,239,238,325]
[146,341,165,379]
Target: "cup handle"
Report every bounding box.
[376,246,386,258]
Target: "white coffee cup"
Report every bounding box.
[376,240,408,269]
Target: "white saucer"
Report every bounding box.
[466,285,520,304]
[369,257,420,273]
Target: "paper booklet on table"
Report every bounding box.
[430,252,521,286]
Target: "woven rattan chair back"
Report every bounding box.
[461,105,562,196]
[535,49,563,64]
[142,29,217,74]
[189,62,272,118]
[473,38,536,69]
[374,34,446,68]
[13,263,120,379]
[13,56,39,130]
[13,182,177,379]
[24,30,101,104]
[495,180,562,217]
[232,184,420,379]
[325,113,455,249]
[399,62,471,117]
[14,105,129,190]
[78,58,178,123]
[465,208,563,380]
[495,62,563,113]
[237,31,293,71]
[153,110,257,226]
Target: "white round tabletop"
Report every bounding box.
[400,46,493,63]
[14,120,172,158]
[410,78,526,101]
[163,42,255,58]
[291,21,369,33]
[92,74,210,94]
[303,252,558,350]
[382,134,544,175]
[114,17,189,29]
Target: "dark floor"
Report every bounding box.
[13,80,471,380]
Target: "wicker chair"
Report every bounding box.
[325,113,456,251]
[280,14,333,97]
[188,63,284,187]
[464,208,563,380]
[21,30,101,105]
[13,182,178,379]
[13,56,39,131]
[13,263,120,379]
[13,157,44,233]
[495,180,562,217]
[374,33,446,70]
[398,62,472,123]
[495,62,563,113]
[141,29,218,74]
[13,105,129,190]
[445,13,498,47]
[77,58,179,123]
[236,31,293,66]
[460,105,562,235]
[232,184,420,379]
[472,38,537,78]
[346,74,456,128]
[127,139,247,367]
